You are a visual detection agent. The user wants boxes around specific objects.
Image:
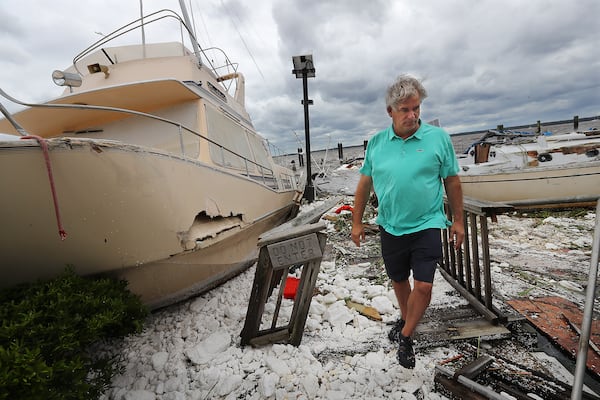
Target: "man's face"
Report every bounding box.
[387,95,421,138]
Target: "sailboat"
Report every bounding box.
[0,4,303,308]
[458,129,600,205]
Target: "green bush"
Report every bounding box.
[0,268,148,400]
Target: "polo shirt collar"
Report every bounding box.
[387,119,424,141]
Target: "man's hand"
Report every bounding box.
[444,175,464,251]
[351,223,365,247]
[449,221,465,250]
[351,174,373,248]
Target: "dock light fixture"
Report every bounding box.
[292,54,316,202]
[292,55,315,78]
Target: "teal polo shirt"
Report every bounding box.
[359,122,459,236]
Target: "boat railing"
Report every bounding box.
[0,89,296,192]
[71,9,239,92]
[279,172,297,190]
[210,142,277,189]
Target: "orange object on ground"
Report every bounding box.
[284,277,300,299]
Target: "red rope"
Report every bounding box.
[21,135,67,240]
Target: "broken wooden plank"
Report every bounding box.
[412,304,511,350]
[453,355,494,380]
[449,318,511,340]
[345,299,382,321]
[506,296,600,377]
[248,327,289,347]
[562,313,600,356]
[259,196,341,242]
[437,267,501,323]
[416,315,510,344]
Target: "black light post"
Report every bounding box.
[292,55,316,202]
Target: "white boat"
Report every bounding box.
[458,129,600,205]
[0,6,303,308]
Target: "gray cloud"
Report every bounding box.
[1,0,598,155]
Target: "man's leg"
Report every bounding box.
[399,280,432,337]
[391,279,433,336]
[393,279,432,369]
[392,279,411,320]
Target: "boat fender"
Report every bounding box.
[537,153,552,162]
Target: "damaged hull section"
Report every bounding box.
[119,209,290,309]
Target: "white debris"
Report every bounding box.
[370,295,395,315]
[123,390,156,400]
[151,352,168,372]
[96,195,597,400]
[184,332,231,365]
[559,280,584,292]
[323,300,355,327]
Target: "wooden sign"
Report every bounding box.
[266,233,322,268]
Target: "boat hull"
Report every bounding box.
[116,209,288,308]
[460,161,600,203]
[0,137,299,307]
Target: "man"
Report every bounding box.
[351,74,464,369]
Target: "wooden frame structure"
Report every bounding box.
[240,222,327,347]
[440,197,513,323]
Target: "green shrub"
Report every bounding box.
[0,268,148,400]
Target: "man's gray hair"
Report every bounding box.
[385,74,428,109]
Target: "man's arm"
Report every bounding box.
[444,175,465,249]
[351,174,373,247]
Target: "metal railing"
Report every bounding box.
[0,8,295,189]
[571,199,600,399]
[0,89,297,192]
[71,9,239,85]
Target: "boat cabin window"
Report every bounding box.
[205,105,254,170]
[247,133,271,169]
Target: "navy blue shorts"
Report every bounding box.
[379,227,442,284]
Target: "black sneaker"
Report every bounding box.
[396,334,415,369]
[388,318,405,343]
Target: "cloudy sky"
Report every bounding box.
[1,0,598,154]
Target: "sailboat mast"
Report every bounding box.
[178,0,203,65]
